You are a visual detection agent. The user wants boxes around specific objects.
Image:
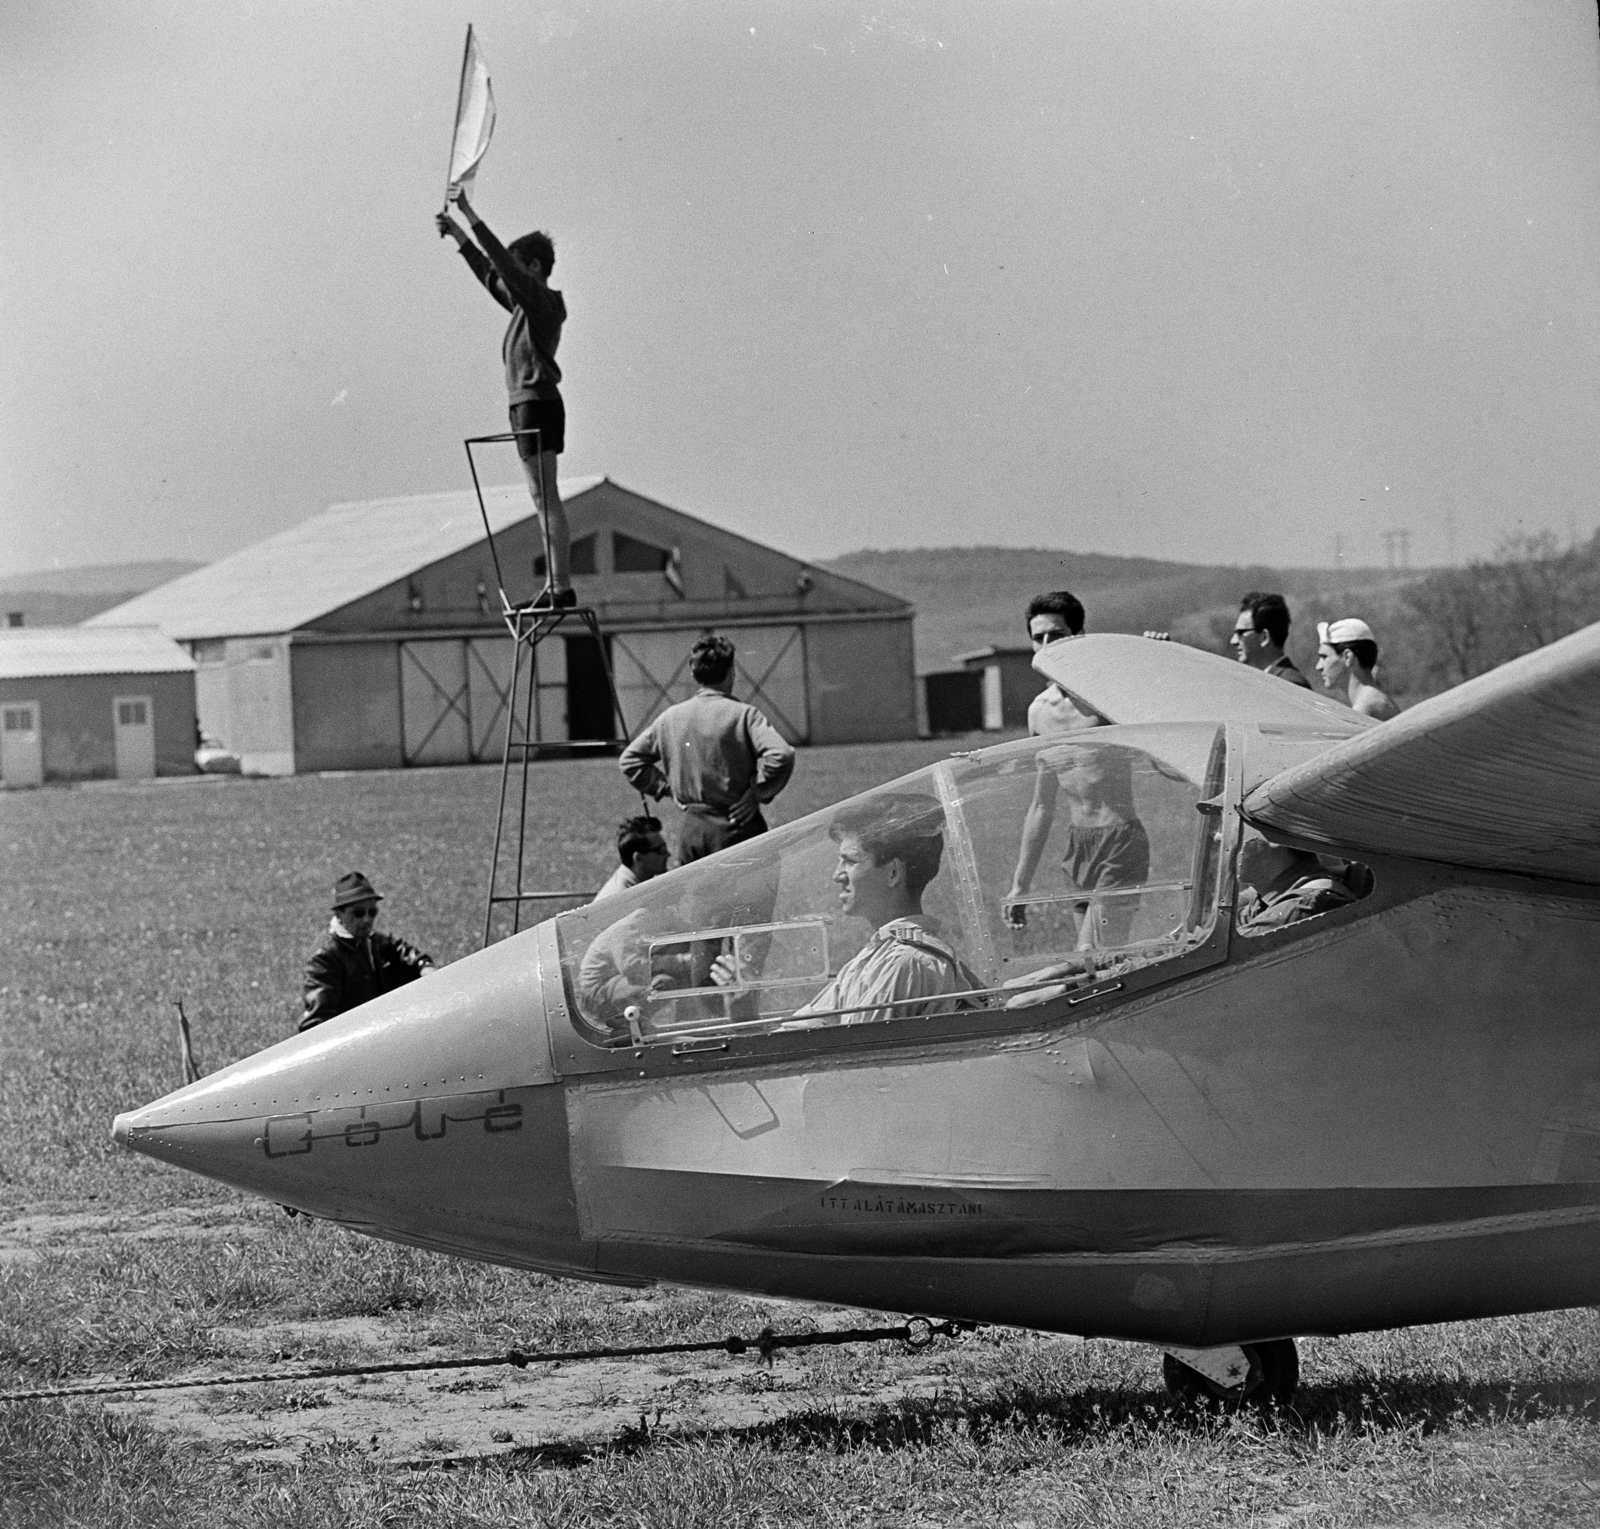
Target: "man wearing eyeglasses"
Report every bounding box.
[1229,592,1312,688]
[300,872,435,1031]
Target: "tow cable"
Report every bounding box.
[0,1318,976,1404]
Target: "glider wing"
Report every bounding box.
[1031,633,1368,731]
[1245,622,1600,883]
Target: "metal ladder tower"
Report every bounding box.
[462,430,638,947]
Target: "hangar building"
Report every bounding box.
[90,477,916,775]
[0,626,197,786]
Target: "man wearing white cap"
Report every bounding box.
[1316,619,1400,720]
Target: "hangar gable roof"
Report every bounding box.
[0,625,196,679]
[88,476,906,639]
[86,478,604,641]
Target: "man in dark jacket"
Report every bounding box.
[300,873,434,1031]
[1230,592,1313,688]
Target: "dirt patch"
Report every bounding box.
[105,1316,985,1466]
[5,1206,1005,1466]
[0,1202,263,1265]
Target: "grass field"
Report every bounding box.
[4,745,1600,1526]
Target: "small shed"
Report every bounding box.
[90,478,917,774]
[0,626,197,786]
[953,646,1047,730]
[922,670,984,735]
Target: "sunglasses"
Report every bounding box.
[344,904,379,919]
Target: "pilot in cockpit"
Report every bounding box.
[715,792,978,1028]
[574,877,727,1030]
[1235,831,1358,932]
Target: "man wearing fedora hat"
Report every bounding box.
[300,872,435,1031]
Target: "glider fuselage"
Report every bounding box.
[114,715,1600,1347]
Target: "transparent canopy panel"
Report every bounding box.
[557,723,1226,1047]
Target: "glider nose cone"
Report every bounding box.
[111,929,585,1269]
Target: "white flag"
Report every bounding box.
[445,25,495,202]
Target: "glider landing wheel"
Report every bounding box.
[1162,1338,1298,1409]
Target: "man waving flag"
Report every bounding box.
[436,29,575,609]
[445,24,495,207]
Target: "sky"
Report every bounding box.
[3,0,1600,578]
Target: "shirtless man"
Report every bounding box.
[1023,590,1102,734]
[1316,619,1401,720]
[1003,742,1148,948]
[1005,591,1145,944]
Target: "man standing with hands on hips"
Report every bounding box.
[620,635,795,867]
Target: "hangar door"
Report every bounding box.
[1,701,43,787]
[399,639,514,765]
[610,625,809,743]
[113,696,156,779]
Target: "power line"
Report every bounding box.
[1380,529,1412,570]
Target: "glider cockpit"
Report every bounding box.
[555,722,1238,1053]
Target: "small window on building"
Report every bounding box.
[117,700,149,727]
[612,532,672,573]
[191,639,225,664]
[3,707,33,731]
[246,643,277,663]
[570,533,598,576]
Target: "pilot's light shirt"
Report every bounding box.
[575,907,651,1019]
[793,916,971,1027]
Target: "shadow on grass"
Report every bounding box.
[449,1365,1600,1475]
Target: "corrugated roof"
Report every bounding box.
[87,476,605,641]
[0,625,196,679]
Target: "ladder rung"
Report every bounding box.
[505,604,604,621]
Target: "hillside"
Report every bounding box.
[0,548,1422,688]
[821,546,1421,675]
[0,560,201,628]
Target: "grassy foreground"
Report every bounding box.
[3,747,1600,1525]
